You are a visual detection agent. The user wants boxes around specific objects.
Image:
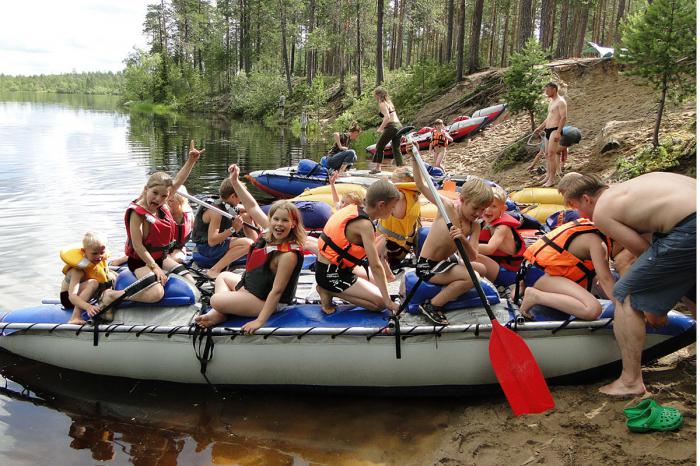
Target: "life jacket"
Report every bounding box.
[60,248,111,283]
[124,201,176,261]
[190,199,234,245]
[318,204,374,269]
[377,183,421,250]
[431,129,449,147]
[241,237,304,304]
[478,212,526,272]
[172,210,194,250]
[523,219,612,290]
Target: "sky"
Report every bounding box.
[0,1,149,76]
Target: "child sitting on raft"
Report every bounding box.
[428,119,453,169]
[516,218,616,320]
[195,164,306,334]
[123,140,201,303]
[315,179,402,314]
[475,186,526,285]
[329,171,364,211]
[60,231,124,324]
[166,185,194,263]
[191,177,256,279]
[412,155,494,324]
[324,121,362,176]
[376,168,422,281]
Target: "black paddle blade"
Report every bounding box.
[489,321,555,416]
[397,125,415,137]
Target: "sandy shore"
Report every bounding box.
[421,344,696,466]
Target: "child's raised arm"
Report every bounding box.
[410,148,450,207]
[171,140,203,196]
[329,172,341,209]
[228,164,269,229]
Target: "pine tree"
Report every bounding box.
[503,39,550,130]
[619,0,696,147]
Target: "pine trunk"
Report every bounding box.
[555,0,569,58]
[455,0,466,81]
[574,5,589,56]
[376,0,385,86]
[468,0,485,73]
[397,0,406,67]
[487,0,498,65]
[356,0,362,96]
[306,0,316,85]
[446,0,455,61]
[614,0,626,43]
[653,74,668,147]
[516,0,533,51]
[280,1,292,94]
[500,0,511,66]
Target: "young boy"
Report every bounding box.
[476,186,526,286]
[316,179,401,314]
[412,154,494,324]
[60,232,123,324]
[191,178,255,279]
[428,119,453,169]
[517,218,616,320]
[329,171,365,210]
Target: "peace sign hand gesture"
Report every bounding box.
[188,140,205,161]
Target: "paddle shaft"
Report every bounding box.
[406,137,496,321]
[179,191,260,233]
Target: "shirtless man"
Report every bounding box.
[535,82,567,187]
[558,172,696,396]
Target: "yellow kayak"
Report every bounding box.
[510,187,564,205]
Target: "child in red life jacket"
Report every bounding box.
[166,185,194,263]
[428,119,453,169]
[123,140,202,303]
[475,186,526,286]
[195,164,307,335]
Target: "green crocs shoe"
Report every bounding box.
[627,404,683,433]
[623,399,659,419]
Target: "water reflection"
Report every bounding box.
[0,351,451,465]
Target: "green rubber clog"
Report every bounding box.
[623,399,659,419]
[626,404,683,433]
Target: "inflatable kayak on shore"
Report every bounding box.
[365,126,433,158]
[0,269,694,391]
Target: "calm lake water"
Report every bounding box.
[0,93,466,465]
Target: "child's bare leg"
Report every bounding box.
[475,254,500,282]
[128,267,165,303]
[68,280,100,324]
[435,148,445,168]
[207,238,253,279]
[164,256,195,285]
[214,271,241,293]
[427,265,475,308]
[338,278,386,311]
[317,285,337,314]
[519,275,601,320]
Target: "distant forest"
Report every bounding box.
[0,72,123,95]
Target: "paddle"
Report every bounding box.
[405,131,555,416]
[178,191,261,234]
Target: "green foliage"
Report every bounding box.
[491,140,538,173]
[504,39,551,130]
[620,0,696,103]
[228,72,287,119]
[0,72,122,95]
[616,135,696,179]
[122,50,168,103]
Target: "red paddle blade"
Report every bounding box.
[488,320,555,416]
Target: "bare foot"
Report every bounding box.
[101,289,124,307]
[519,288,539,318]
[194,309,227,328]
[599,377,647,397]
[542,180,556,187]
[321,303,337,315]
[68,318,86,325]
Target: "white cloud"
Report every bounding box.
[0,0,149,75]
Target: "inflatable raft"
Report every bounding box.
[365,126,433,157]
[0,269,694,391]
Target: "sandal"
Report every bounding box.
[626,404,683,433]
[418,302,449,325]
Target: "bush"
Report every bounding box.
[228,72,287,119]
[616,136,696,179]
[492,140,539,173]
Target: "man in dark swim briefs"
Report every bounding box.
[535,82,567,187]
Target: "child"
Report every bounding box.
[123,140,201,303]
[329,171,364,210]
[428,119,453,169]
[191,177,255,279]
[517,218,616,320]
[166,185,194,263]
[315,179,402,314]
[60,232,124,324]
[475,186,526,285]
[412,154,494,324]
[195,164,306,334]
[376,168,421,280]
[324,122,362,176]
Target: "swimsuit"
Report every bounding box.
[415,255,459,282]
[544,127,559,140]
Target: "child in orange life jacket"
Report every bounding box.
[412,156,494,325]
[316,180,402,315]
[517,219,616,320]
[124,140,202,303]
[375,168,421,281]
[60,232,124,324]
[195,164,307,334]
[428,119,453,169]
[475,186,526,285]
[191,177,256,279]
[166,185,194,265]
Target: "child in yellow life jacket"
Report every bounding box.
[316,180,402,315]
[195,164,307,335]
[60,232,124,324]
[517,219,616,320]
[413,152,494,324]
[376,168,421,281]
[475,186,526,286]
[428,119,453,169]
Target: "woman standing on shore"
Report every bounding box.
[370,87,403,174]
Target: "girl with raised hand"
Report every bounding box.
[123,140,202,302]
[195,164,307,334]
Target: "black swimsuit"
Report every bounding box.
[544,127,559,139]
